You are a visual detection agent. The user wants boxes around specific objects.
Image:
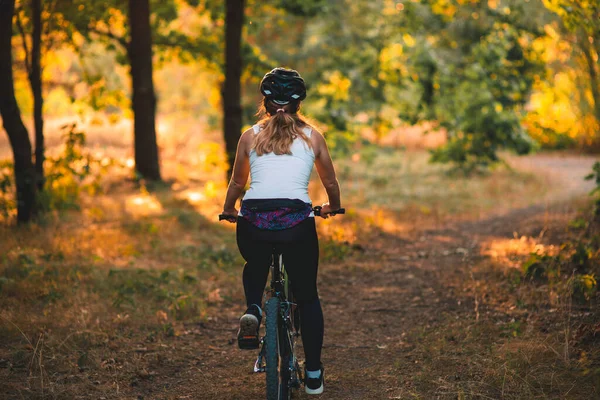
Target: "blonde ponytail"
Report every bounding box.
[253,100,312,156]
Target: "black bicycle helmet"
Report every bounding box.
[259,68,307,105]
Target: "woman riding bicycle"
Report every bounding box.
[220,67,341,395]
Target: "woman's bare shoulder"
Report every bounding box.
[308,126,325,142]
[241,127,255,138]
[308,126,326,156]
[238,127,255,152]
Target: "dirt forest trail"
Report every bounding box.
[112,154,596,400]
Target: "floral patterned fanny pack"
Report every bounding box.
[240,198,313,231]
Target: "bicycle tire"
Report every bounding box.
[265,297,280,400]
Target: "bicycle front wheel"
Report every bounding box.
[265,297,280,400]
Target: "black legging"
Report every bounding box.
[236,217,324,371]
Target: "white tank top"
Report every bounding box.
[243,124,315,204]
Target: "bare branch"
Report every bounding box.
[42,0,59,53]
[87,26,128,49]
[14,7,32,80]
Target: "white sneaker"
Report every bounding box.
[304,365,324,395]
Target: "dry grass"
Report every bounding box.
[337,148,551,227]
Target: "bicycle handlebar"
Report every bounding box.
[218,214,238,223]
[218,206,345,222]
[312,206,345,217]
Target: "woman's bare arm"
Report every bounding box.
[222,129,253,214]
[312,129,341,210]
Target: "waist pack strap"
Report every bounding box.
[242,198,310,212]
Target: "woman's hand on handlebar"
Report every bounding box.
[219,208,238,223]
[318,203,340,219]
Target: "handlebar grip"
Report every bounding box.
[219,214,237,222]
[312,206,345,216]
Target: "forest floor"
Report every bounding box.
[1,148,599,399]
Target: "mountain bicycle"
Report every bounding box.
[219,205,345,400]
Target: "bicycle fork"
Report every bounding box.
[254,338,267,373]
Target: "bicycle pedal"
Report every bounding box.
[238,336,260,350]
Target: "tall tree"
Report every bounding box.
[0,0,37,222]
[15,0,46,189]
[54,0,221,181]
[223,0,245,179]
[31,0,44,188]
[129,0,161,181]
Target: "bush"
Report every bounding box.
[39,123,110,211]
[518,163,600,304]
[522,252,558,282]
[0,123,115,221]
[572,274,597,303]
[430,25,539,172]
[0,160,15,219]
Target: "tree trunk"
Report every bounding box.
[128,0,161,181]
[0,0,37,223]
[223,0,244,180]
[32,0,44,190]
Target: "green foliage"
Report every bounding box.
[320,239,353,262]
[542,1,600,140]
[243,0,547,167]
[521,241,598,304]
[276,0,327,17]
[543,0,600,39]
[0,249,86,304]
[522,252,557,282]
[571,274,597,303]
[39,124,111,211]
[0,161,15,219]
[197,246,237,270]
[568,241,593,274]
[0,124,114,220]
[10,0,594,162]
[52,0,221,116]
[326,131,361,159]
[428,9,543,171]
[527,166,600,302]
[569,217,587,230]
[519,167,600,302]
[108,268,204,320]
